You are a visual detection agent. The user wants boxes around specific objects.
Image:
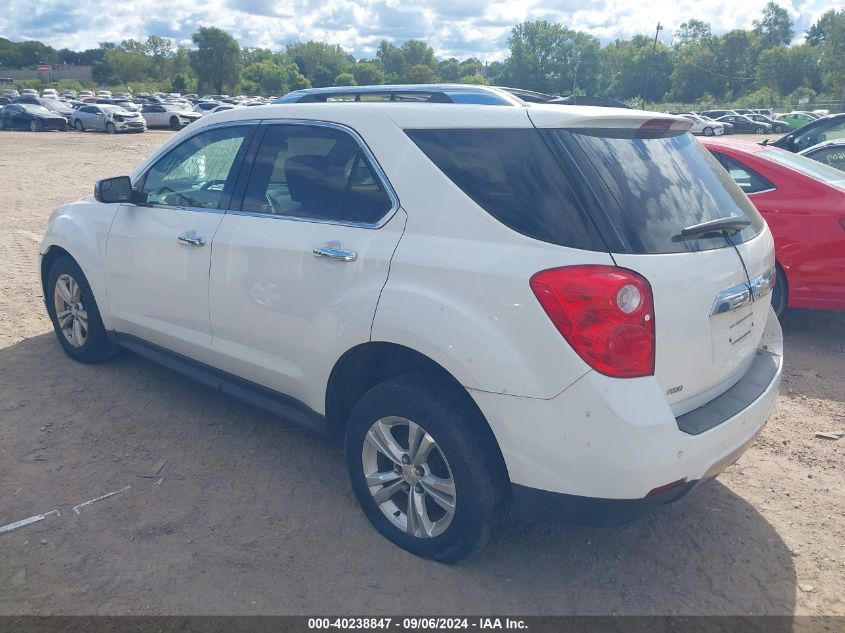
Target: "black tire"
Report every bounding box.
[756,127,765,134]
[75,119,84,131]
[703,126,713,136]
[169,116,181,130]
[345,375,508,564]
[46,256,114,363]
[771,265,788,317]
[106,122,116,134]
[30,119,44,132]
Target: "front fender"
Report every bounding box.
[40,199,119,329]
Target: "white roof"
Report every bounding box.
[194,102,688,132]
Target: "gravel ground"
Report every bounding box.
[0,129,843,616]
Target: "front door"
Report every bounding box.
[208,122,405,411]
[105,123,255,361]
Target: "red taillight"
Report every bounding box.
[529,265,655,378]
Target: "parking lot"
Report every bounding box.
[0,129,843,616]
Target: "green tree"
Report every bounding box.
[190,27,241,94]
[753,2,794,48]
[286,41,350,87]
[437,58,461,82]
[806,9,838,45]
[402,64,436,84]
[675,20,712,46]
[376,40,404,80]
[816,10,845,104]
[352,62,383,86]
[458,74,488,85]
[145,35,172,80]
[334,72,356,86]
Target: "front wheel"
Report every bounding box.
[756,127,766,134]
[169,116,181,130]
[30,119,44,132]
[345,375,507,564]
[75,119,84,131]
[106,122,116,134]
[46,256,113,363]
[703,126,713,137]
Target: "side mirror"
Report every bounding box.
[94,176,133,203]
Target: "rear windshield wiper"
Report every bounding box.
[672,216,751,242]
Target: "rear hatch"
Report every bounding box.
[529,108,774,416]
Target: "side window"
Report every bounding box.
[795,120,845,149]
[241,124,393,224]
[712,152,775,194]
[140,126,251,209]
[406,128,606,251]
[809,147,845,172]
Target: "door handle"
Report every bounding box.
[312,245,357,262]
[177,232,206,247]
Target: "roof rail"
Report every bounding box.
[273,84,633,109]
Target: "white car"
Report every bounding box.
[40,89,782,563]
[71,104,146,133]
[41,88,59,99]
[141,103,202,129]
[97,90,112,99]
[21,88,38,97]
[680,114,725,136]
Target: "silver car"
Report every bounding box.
[71,104,146,133]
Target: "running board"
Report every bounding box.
[115,334,327,437]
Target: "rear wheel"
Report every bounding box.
[345,375,507,563]
[46,256,113,363]
[771,265,788,317]
[756,127,766,134]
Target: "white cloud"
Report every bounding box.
[0,0,834,60]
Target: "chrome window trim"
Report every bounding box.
[225,118,400,230]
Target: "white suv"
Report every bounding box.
[40,94,783,563]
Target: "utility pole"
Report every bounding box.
[572,52,581,95]
[640,22,663,110]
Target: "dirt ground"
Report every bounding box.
[0,129,842,616]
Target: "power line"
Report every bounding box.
[681,59,759,81]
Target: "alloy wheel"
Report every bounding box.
[362,416,456,538]
[53,273,88,347]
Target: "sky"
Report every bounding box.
[0,0,839,61]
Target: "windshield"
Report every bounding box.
[21,104,51,113]
[40,99,67,110]
[761,149,845,190]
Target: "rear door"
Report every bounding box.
[207,121,405,410]
[532,114,773,416]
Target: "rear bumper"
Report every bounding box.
[470,307,783,521]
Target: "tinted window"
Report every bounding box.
[711,153,775,194]
[547,129,765,253]
[141,126,251,208]
[242,124,393,224]
[406,128,606,250]
[807,146,845,172]
[761,149,845,190]
[794,118,845,150]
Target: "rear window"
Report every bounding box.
[407,128,765,254]
[547,129,765,253]
[405,129,607,251]
[761,149,845,191]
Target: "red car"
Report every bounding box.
[701,137,845,314]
